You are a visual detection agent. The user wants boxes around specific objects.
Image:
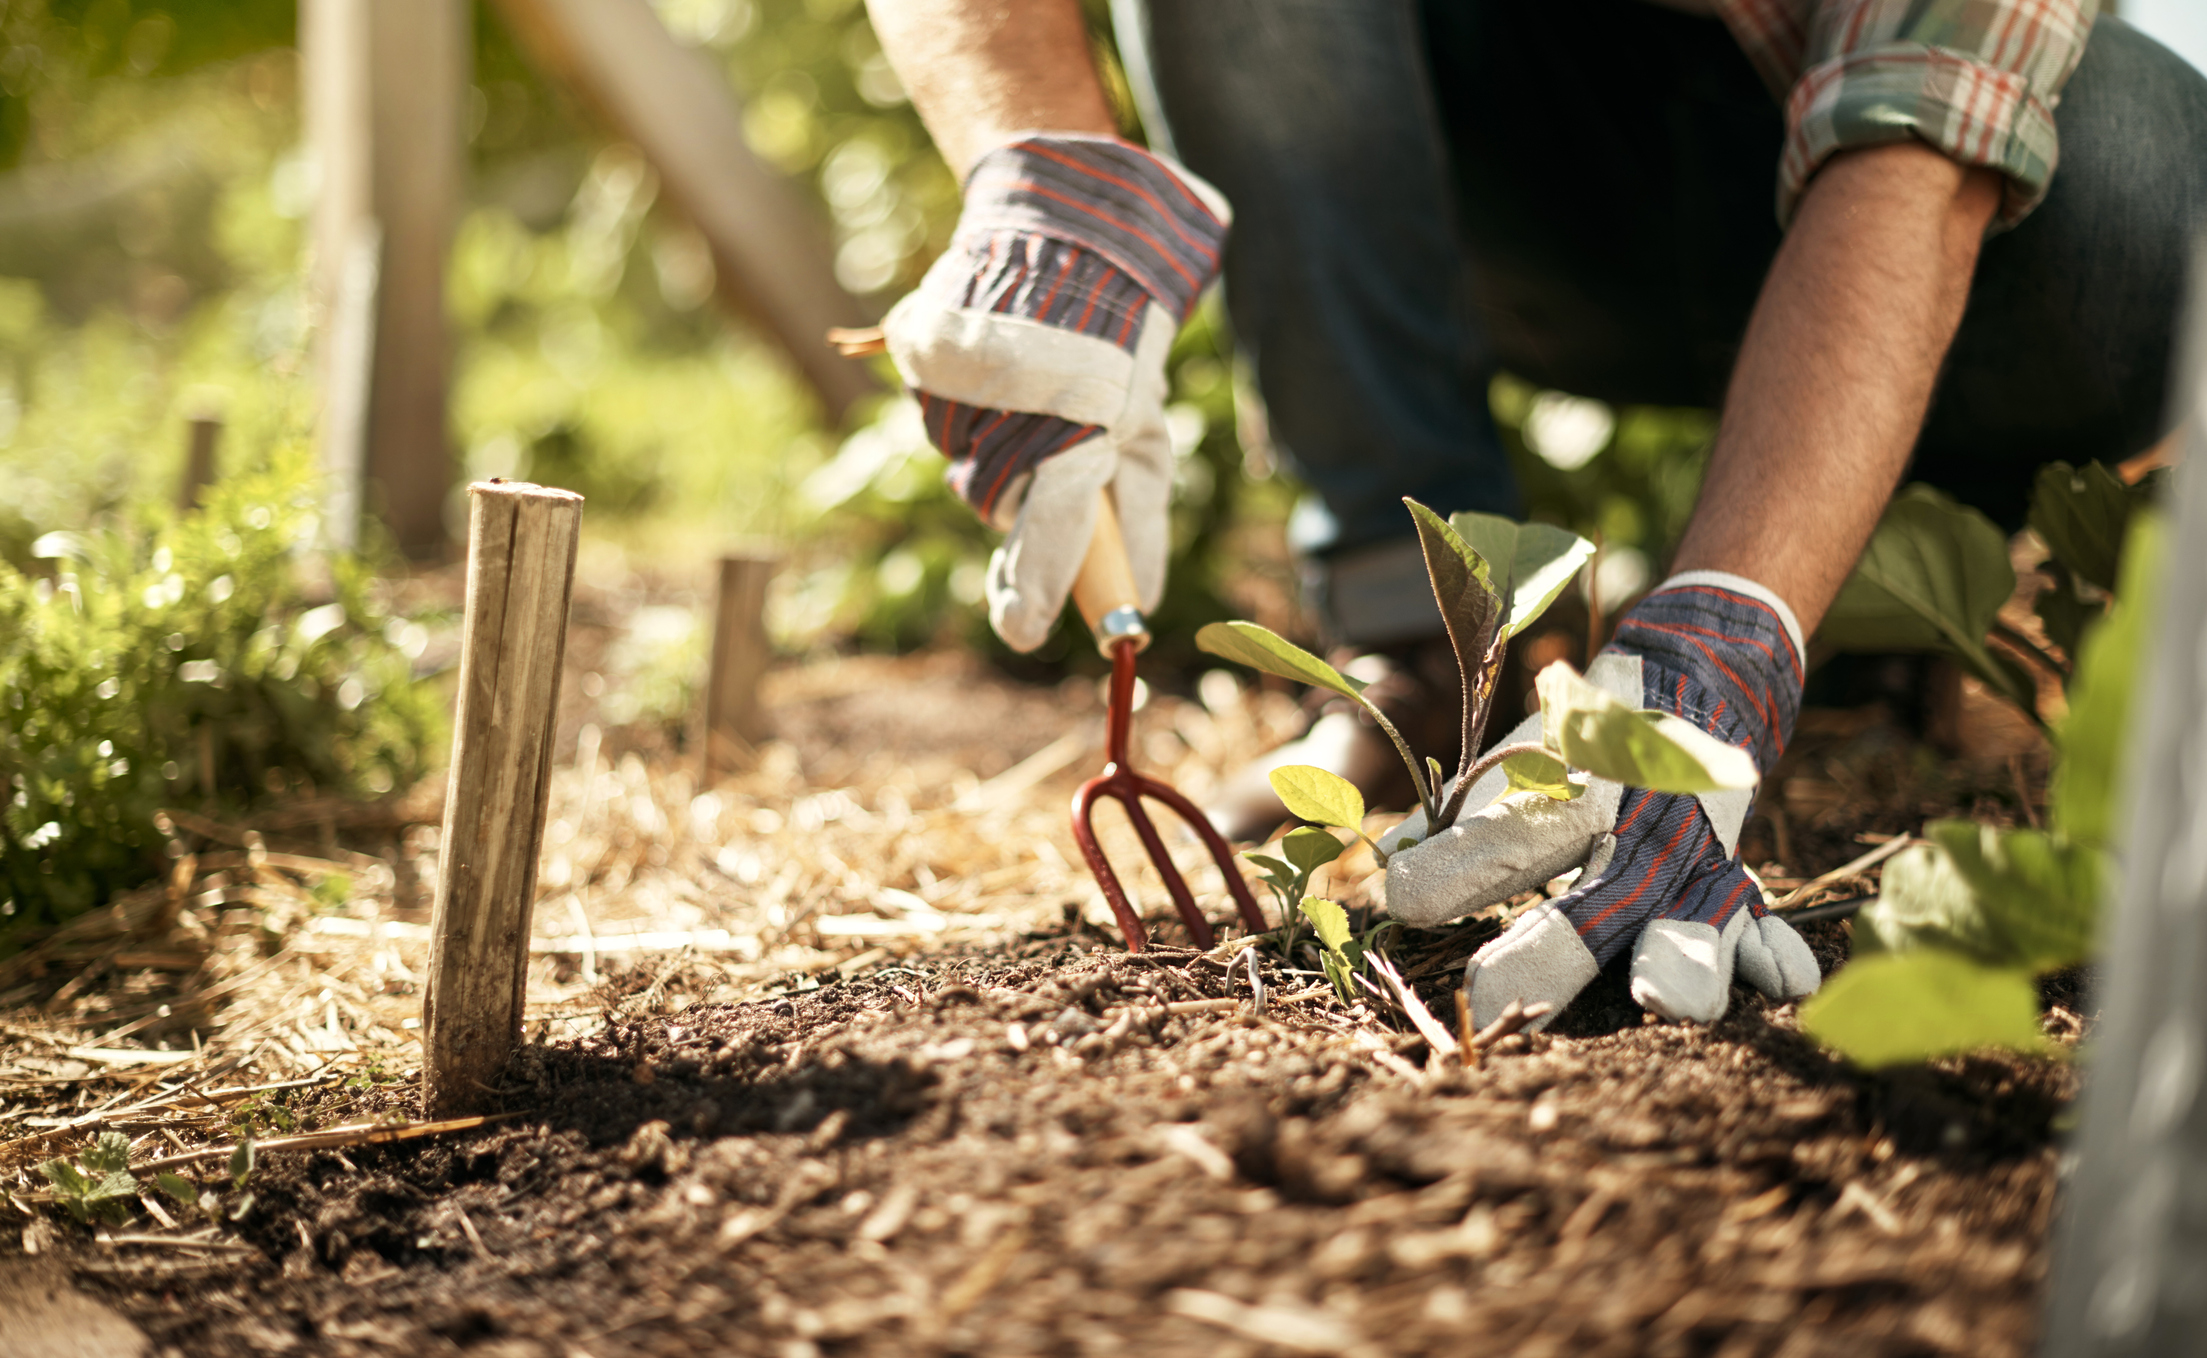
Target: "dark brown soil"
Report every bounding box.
[67,917,2071,1358]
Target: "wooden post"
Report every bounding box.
[178,413,221,511]
[301,0,467,558]
[485,0,880,419]
[701,553,776,781]
[2042,240,2207,1355]
[421,481,583,1117]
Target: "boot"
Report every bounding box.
[1205,638,1463,844]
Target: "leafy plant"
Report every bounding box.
[1298,896,1394,1005]
[39,1131,139,1225]
[1200,499,1752,848]
[1801,505,2165,1067]
[1241,824,1345,960]
[0,454,440,942]
[153,1134,255,1221]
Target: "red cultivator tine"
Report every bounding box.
[1071,638,1269,952]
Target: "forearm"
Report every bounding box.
[1670,142,2002,632]
[865,0,1116,180]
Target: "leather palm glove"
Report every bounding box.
[881,134,1230,651]
[1384,572,1823,1029]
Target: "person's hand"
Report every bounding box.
[881,134,1229,651]
[1383,573,1823,1028]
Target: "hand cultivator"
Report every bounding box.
[827,326,1265,951]
[1068,494,1267,952]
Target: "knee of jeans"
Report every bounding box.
[2044,17,2207,248]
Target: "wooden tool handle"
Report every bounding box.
[1071,491,1150,653]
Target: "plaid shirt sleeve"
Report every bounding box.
[1712,0,2099,229]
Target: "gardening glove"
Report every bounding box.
[1384,572,1823,1028]
[881,134,1230,652]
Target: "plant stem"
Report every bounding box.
[1437,741,1554,829]
[1356,695,1438,824]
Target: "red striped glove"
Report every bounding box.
[1386,572,1823,1028]
[882,135,1229,651]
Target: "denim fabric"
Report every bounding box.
[1115,0,2207,644]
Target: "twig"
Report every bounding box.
[135,1112,526,1174]
[1359,952,1457,1066]
[1772,835,1917,910]
[1461,998,1556,1066]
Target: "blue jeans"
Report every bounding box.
[1112,0,2207,645]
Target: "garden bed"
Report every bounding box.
[0,614,2079,1357]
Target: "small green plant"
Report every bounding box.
[1200,499,1755,852]
[39,1131,139,1225]
[153,1135,255,1222]
[1241,824,1345,959]
[1801,468,2163,1067]
[0,453,440,942]
[1297,896,1397,1005]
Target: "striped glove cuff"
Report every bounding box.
[1605,571,1806,775]
[958,135,1229,326]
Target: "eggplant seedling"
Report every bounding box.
[1198,499,1757,851]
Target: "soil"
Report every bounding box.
[58,915,2069,1358]
[4,610,2081,1356]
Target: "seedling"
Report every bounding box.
[1298,896,1395,1005]
[1241,825,1345,959]
[1198,500,1757,850]
[38,1131,138,1225]
[153,1134,257,1222]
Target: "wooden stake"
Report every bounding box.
[422,481,583,1117]
[178,414,220,511]
[701,553,776,782]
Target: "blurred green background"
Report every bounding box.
[0,0,1716,672]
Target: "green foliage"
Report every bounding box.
[1818,485,2037,716]
[1196,622,1370,704]
[2028,461,2156,595]
[1242,826,1344,960]
[1809,503,2164,1069]
[1298,896,1391,1005]
[1443,510,1597,642]
[39,1131,138,1225]
[2050,512,2164,846]
[1500,747,1582,802]
[1532,661,1758,794]
[0,456,439,940]
[1268,764,1366,834]
[1800,951,2050,1069]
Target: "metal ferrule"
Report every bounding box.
[1092,606,1151,656]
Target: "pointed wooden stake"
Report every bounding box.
[422,480,583,1117]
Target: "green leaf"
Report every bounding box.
[1533,662,1757,793]
[1321,951,1356,1005]
[1405,500,1506,766]
[2029,460,2153,594]
[1269,765,1366,831]
[1501,747,1584,801]
[1282,826,1345,875]
[1817,485,2035,712]
[2033,567,2096,659]
[1801,950,2049,1068]
[82,1131,132,1175]
[1929,820,2103,972]
[154,1172,200,1206]
[1854,839,1998,959]
[39,1158,88,1197]
[1239,852,1297,892]
[1195,622,1368,703]
[2052,510,2164,849]
[1857,823,2103,972]
[1446,510,1597,640]
[1300,896,1354,954]
[230,1136,255,1189]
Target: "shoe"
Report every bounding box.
[1205,638,1463,844]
